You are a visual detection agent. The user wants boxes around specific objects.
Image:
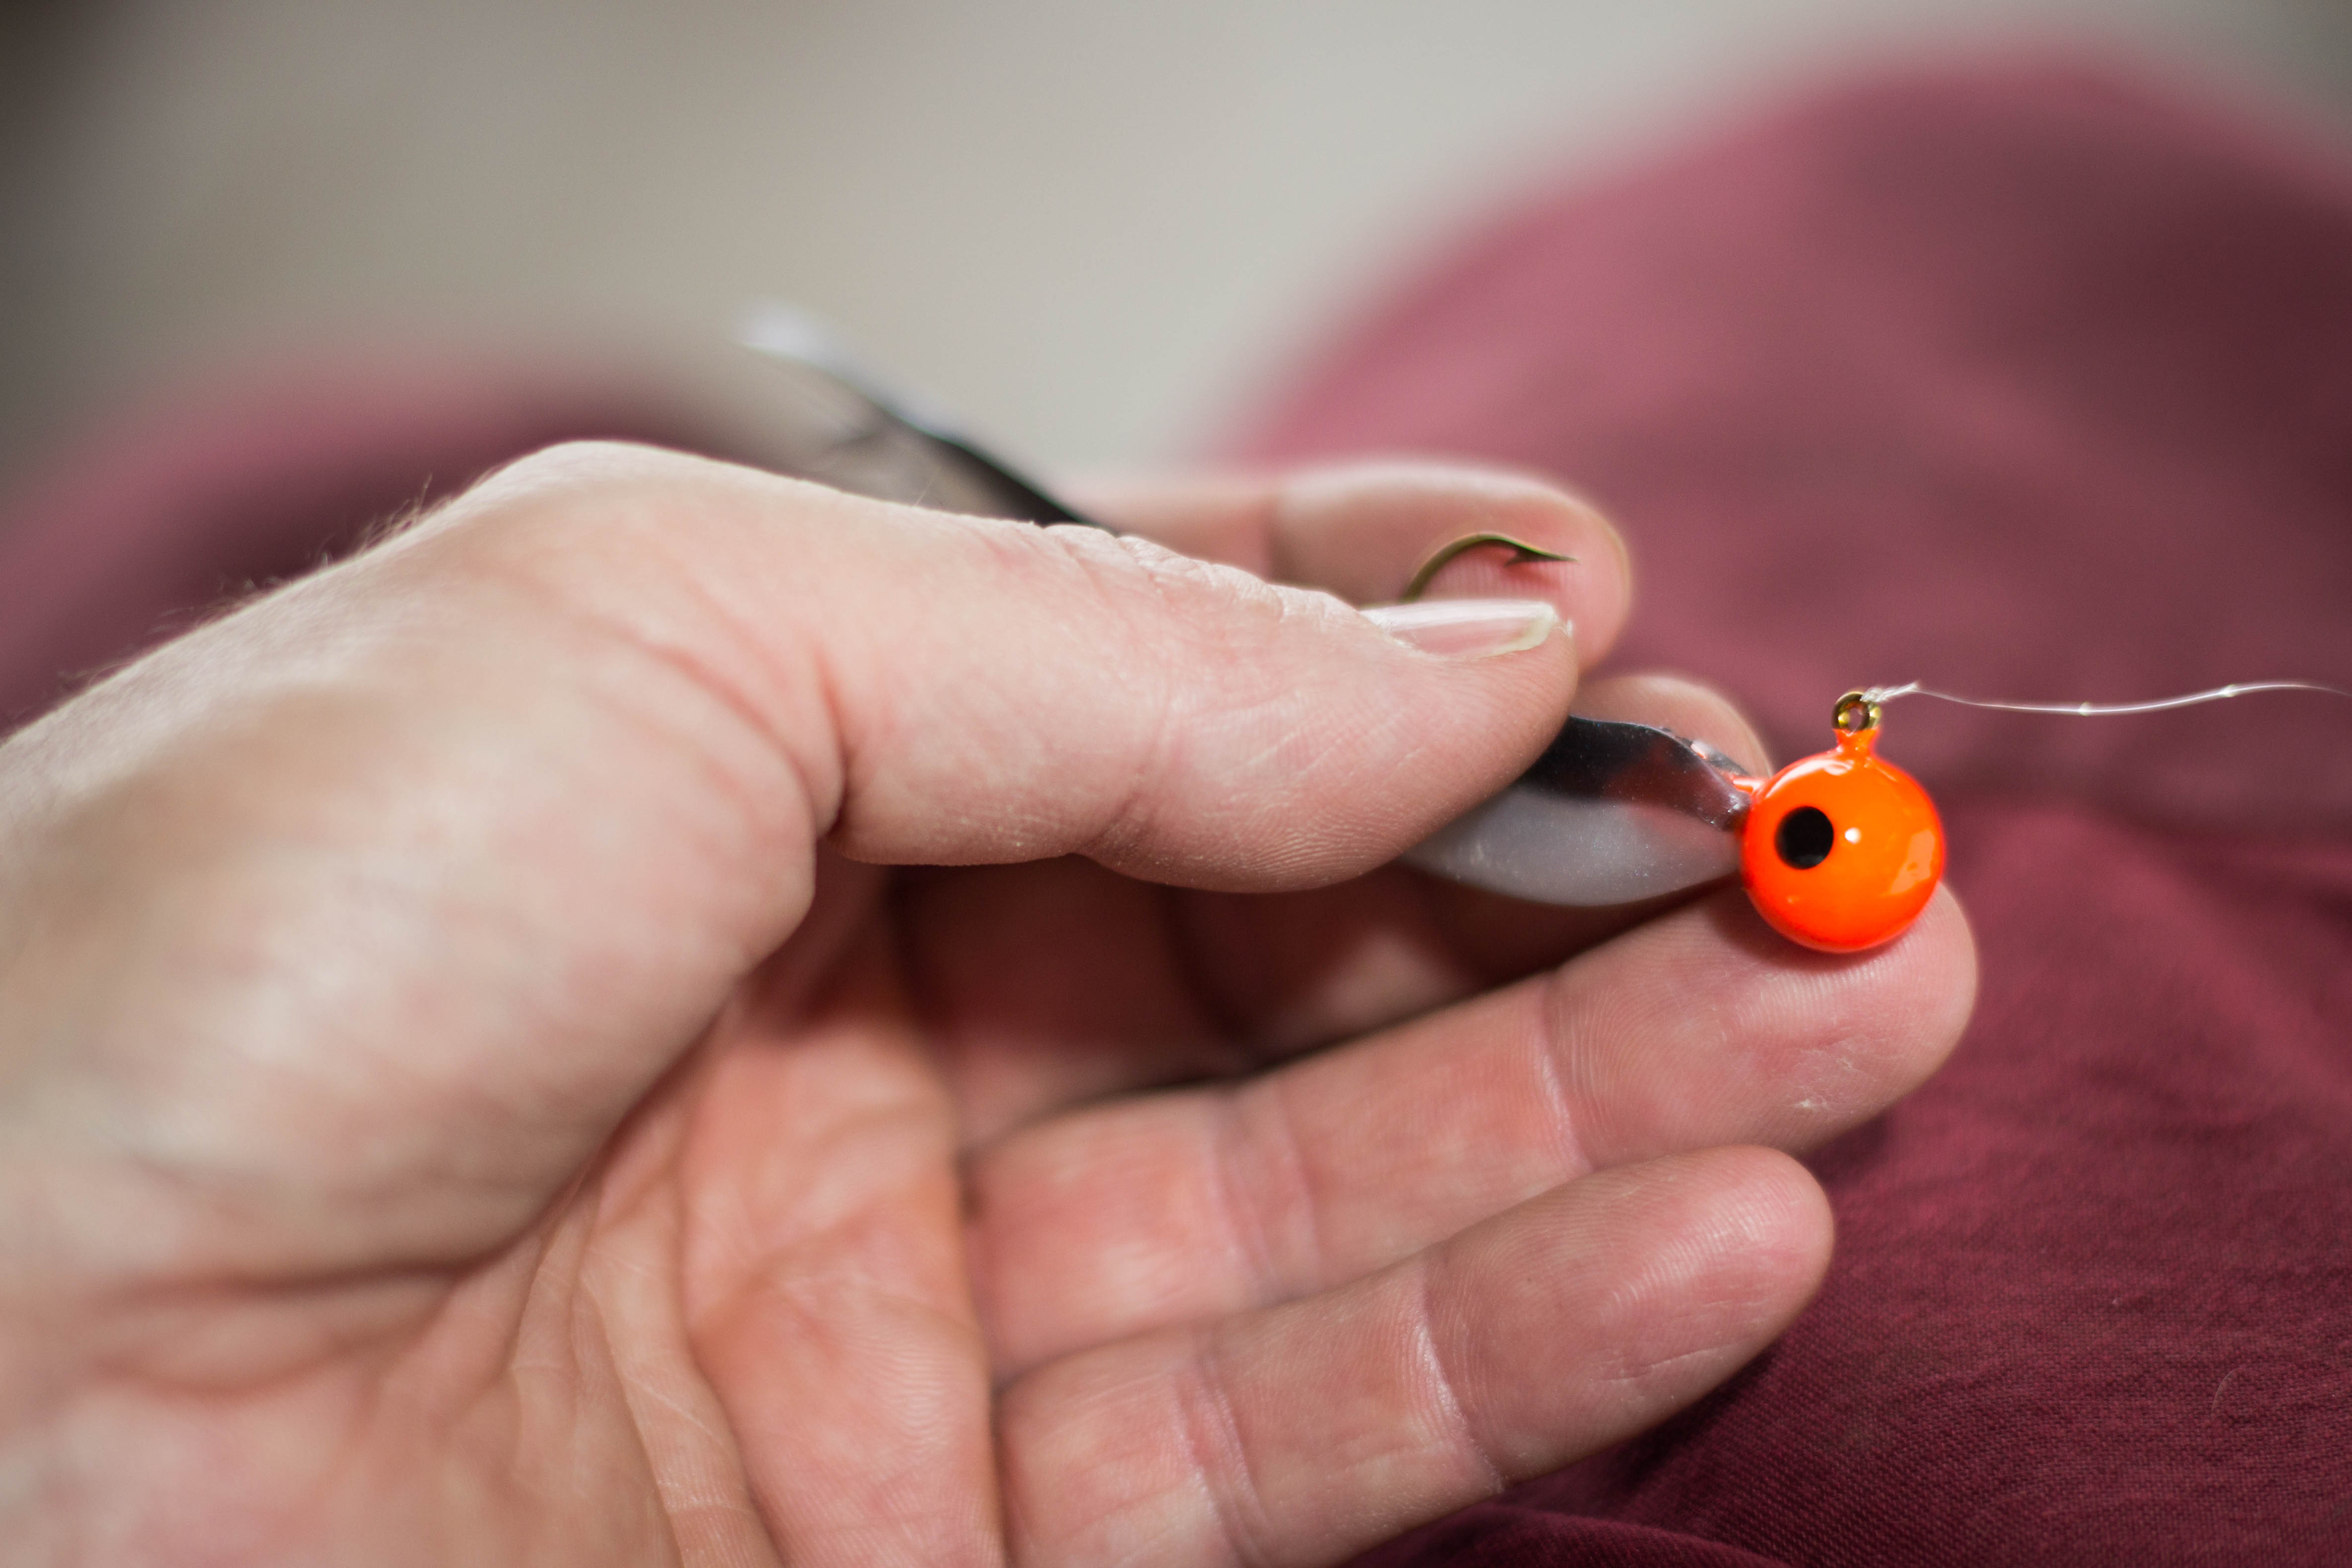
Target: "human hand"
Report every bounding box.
[0,448,1974,1566]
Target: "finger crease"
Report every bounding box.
[537,558,842,849]
[1058,535,1187,862]
[1170,1328,1279,1568]
[1410,1256,1506,1496]
[1255,1078,1329,1297]
[1204,1092,1292,1310]
[1525,975,1593,1180]
[1226,1082,1328,1306]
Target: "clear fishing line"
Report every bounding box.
[1864,680,2352,718]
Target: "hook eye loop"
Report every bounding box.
[1833,690,1883,737]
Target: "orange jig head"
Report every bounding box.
[1738,691,1943,952]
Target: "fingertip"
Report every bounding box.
[1884,883,1979,1089]
[1584,1145,1834,1320]
[1573,671,1773,776]
[1564,1147,1832,1402]
[1426,1147,1830,1478]
[1543,881,1976,1173]
[1701,1144,1838,1300]
[1740,880,1974,1108]
[1388,471,1631,663]
[1273,462,1631,655]
[1663,1146,1838,1374]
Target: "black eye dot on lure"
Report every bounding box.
[1774,805,1835,869]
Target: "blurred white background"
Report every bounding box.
[2,0,2349,487]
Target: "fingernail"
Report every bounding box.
[1362,598,1563,660]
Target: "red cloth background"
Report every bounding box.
[3,53,2349,1566]
[1242,58,2352,1567]
[0,360,727,729]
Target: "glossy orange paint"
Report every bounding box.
[1739,717,1943,953]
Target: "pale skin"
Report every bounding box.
[0,448,1976,1566]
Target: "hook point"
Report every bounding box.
[1400,532,1575,602]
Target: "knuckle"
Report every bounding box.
[1046,524,1294,615]
[413,441,725,552]
[1166,1334,1280,1566]
[480,438,705,503]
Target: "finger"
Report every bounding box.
[1571,670,1769,776]
[998,1146,1831,1568]
[1187,669,1776,1023]
[970,884,1971,1375]
[906,671,1777,1146]
[2,443,1575,1282]
[1072,461,1633,666]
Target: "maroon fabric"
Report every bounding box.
[2,52,2349,1568]
[0,357,722,729]
[1234,58,2352,1567]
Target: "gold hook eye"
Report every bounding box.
[1833,690,1883,736]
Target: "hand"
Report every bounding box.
[0,448,1974,1566]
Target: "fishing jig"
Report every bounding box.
[1412,630,2347,952]
[1735,690,1940,952]
[1397,627,1946,951]
[1393,540,1942,951]
[735,310,2345,956]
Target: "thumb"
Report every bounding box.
[410,443,1580,892]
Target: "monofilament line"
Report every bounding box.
[1865,680,2352,717]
